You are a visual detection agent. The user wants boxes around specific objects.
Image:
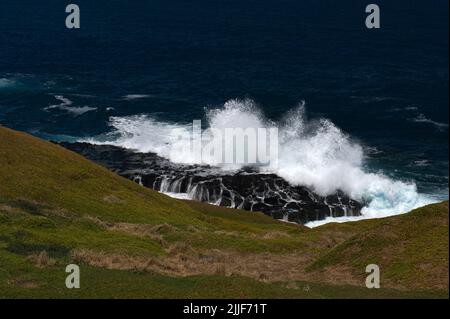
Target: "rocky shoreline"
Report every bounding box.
[60,142,363,224]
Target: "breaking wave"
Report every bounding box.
[83,99,436,222]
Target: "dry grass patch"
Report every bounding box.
[0,204,19,214]
[84,217,177,247]
[27,251,57,268]
[41,208,76,219]
[261,231,292,239]
[70,248,359,286]
[103,194,124,204]
[7,278,40,289]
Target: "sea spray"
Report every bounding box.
[83,99,435,222]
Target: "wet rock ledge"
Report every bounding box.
[60,142,363,224]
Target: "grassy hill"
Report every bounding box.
[0,125,448,298]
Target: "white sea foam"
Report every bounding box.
[122,94,151,101]
[83,99,438,223]
[161,192,192,200]
[0,78,16,88]
[409,113,449,130]
[412,159,431,167]
[390,106,419,112]
[83,115,193,159]
[305,192,433,228]
[45,95,97,115]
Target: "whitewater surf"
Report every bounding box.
[80,99,436,226]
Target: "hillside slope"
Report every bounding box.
[0,125,448,298]
[308,201,449,290]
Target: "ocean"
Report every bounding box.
[0,0,448,223]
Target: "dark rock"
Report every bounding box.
[60,142,363,224]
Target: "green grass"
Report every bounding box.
[0,249,446,299]
[307,202,449,289]
[0,125,448,298]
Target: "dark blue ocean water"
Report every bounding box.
[0,0,448,199]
